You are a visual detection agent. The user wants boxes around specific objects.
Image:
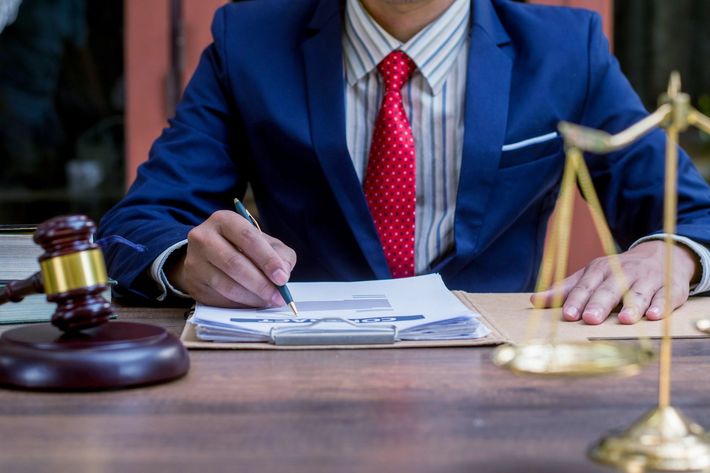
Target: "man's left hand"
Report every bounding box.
[530,241,700,324]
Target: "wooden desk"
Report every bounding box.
[0,305,709,473]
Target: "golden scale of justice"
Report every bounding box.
[493,72,710,472]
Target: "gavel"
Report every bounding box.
[0,215,113,332]
[0,215,189,391]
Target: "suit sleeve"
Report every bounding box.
[580,13,710,250]
[98,7,248,302]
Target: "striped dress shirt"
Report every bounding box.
[343,0,470,274]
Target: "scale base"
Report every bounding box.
[590,406,710,472]
[0,322,189,390]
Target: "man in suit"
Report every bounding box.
[98,0,710,325]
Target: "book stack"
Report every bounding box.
[0,224,41,283]
[0,224,115,325]
[0,224,50,324]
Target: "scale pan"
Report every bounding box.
[492,341,655,377]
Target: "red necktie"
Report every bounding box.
[363,51,417,278]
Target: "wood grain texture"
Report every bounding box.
[0,305,709,472]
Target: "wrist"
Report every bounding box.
[636,240,699,284]
[675,243,701,285]
[164,246,188,294]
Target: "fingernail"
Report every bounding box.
[271,269,288,285]
[271,292,285,306]
[564,306,579,320]
[530,293,545,307]
[619,307,637,324]
[647,306,661,318]
[583,308,602,323]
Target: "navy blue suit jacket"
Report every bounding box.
[99,0,710,302]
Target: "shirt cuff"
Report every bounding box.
[630,233,710,295]
[150,239,192,301]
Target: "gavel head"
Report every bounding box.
[34,215,113,332]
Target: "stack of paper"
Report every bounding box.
[190,274,490,343]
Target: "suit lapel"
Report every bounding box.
[301,0,391,279]
[436,0,514,274]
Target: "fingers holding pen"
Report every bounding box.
[264,233,298,275]
[182,210,296,307]
[172,231,273,307]
[213,245,285,306]
[197,263,276,308]
[214,210,294,285]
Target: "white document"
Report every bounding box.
[190,274,490,343]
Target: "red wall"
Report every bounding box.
[124,0,227,187]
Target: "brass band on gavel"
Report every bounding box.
[39,249,108,296]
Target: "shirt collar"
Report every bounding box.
[343,0,470,94]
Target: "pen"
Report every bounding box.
[233,198,299,316]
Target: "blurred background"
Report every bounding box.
[0,0,123,223]
[0,0,708,227]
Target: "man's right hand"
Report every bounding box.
[164,210,297,308]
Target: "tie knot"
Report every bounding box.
[377,51,416,92]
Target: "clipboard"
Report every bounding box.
[178,290,710,350]
[179,291,506,350]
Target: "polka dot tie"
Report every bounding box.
[363,51,417,278]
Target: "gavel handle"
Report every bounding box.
[0,273,44,305]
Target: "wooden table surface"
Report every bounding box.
[1,305,710,473]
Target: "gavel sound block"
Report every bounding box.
[0,216,189,390]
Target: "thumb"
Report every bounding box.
[530,269,584,308]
